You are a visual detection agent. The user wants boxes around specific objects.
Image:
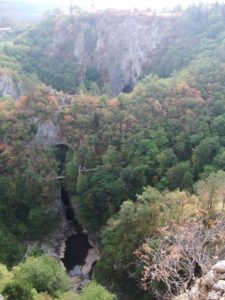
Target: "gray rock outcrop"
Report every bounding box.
[174,261,225,300]
[0,72,23,99]
[34,120,60,146]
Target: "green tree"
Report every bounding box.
[94,187,163,299]
[81,282,116,300]
[0,227,24,267]
[195,170,225,213]
[14,256,70,297]
[3,281,33,300]
[192,137,220,174]
[166,161,193,190]
[0,264,12,293]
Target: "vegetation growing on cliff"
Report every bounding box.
[2,3,225,300]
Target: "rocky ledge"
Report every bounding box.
[175,261,225,300]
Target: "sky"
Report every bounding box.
[36,0,225,11]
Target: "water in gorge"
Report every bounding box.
[54,144,94,276]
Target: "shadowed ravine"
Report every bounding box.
[54,144,93,274]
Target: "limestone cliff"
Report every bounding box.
[46,12,176,95]
[0,71,23,99]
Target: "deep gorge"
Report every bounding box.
[54,144,94,278]
[2,4,225,299]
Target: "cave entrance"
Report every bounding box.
[122,82,133,93]
[62,233,93,273]
[54,144,69,174]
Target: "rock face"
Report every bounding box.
[48,13,176,95]
[82,248,100,276]
[0,72,23,99]
[174,261,225,300]
[35,120,60,146]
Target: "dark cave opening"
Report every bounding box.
[122,82,133,93]
[61,233,92,272]
[61,186,71,206]
[65,207,75,221]
[54,144,69,174]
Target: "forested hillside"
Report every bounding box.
[1,4,225,300]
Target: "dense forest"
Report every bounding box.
[2,3,225,300]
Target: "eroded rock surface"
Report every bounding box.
[47,13,176,95]
[175,261,225,300]
[34,120,60,146]
[0,72,23,99]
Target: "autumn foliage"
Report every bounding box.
[136,216,225,299]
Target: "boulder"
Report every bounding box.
[212,261,225,274]
[207,291,220,300]
[204,270,217,287]
[188,285,201,300]
[213,280,225,292]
